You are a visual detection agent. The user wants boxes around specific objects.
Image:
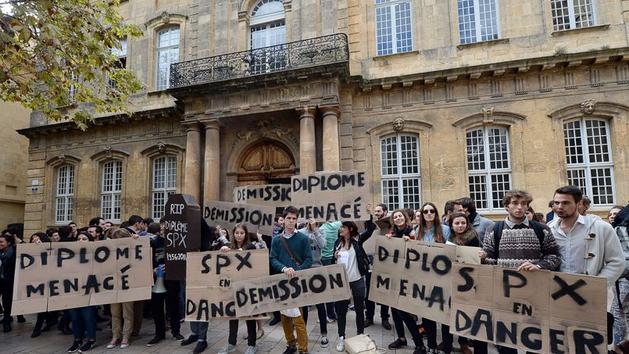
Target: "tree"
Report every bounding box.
[0,0,143,128]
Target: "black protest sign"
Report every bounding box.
[11,238,152,315]
[369,237,457,324]
[291,171,371,222]
[233,184,291,206]
[451,263,607,354]
[185,249,269,321]
[203,200,276,235]
[232,264,350,317]
[163,194,201,280]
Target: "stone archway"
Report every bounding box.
[237,139,296,184]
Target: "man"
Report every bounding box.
[268,214,286,326]
[546,200,556,222]
[125,215,145,235]
[319,219,342,321]
[442,200,455,226]
[549,186,624,353]
[86,225,103,241]
[578,195,592,216]
[454,197,494,244]
[477,190,561,354]
[88,216,106,229]
[609,205,624,224]
[270,206,313,354]
[364,203,392,330]
[124,215,147,336]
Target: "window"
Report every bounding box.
[466,126,511,210]
[101,160,123,221]
[380,134,421,211]
[152,156,177,219]
[109,38,127,89]
[375,0,412,56]
[55,165,74,224]
[457,0,500,44]
[250,0,286,74]
[551,0,595,31]
[156,26,180,90]
[563,119,614,205]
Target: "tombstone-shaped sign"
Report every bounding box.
[163,194,201,280]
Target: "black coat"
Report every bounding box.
[0,245,16,283]
[332,220,376,277]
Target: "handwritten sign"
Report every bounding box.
[11,238,152,315]
[291,171,371,222]
[163,194,201,280]
[233,184,291,206]
[203,201,276,235]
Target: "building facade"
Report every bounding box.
[1,101,29,231]
[18,0,629,236]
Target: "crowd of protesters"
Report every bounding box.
[1,186,629,354]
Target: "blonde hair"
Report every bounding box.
[111,228,132,239]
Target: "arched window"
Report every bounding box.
[152,155,178,219]
[156,26,180,90]
[563,118,614,205]
[380,134,421,211]
[466,126,511,210]
[55,165,75,224]
[250,0,286,73]
[101,160,123,221]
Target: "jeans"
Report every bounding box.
[190,321,209,341]
[0,279,13,325]
[335,278,366,338]
[151,280,181,337]
[364,272,390,321]
[423,319,452,351]
[229,319,257,347]
[321,258,337,319]
[302,303,328,335]
[391,308,424,348]
[281,314,308,352]
[70,306,97,341]
[613,278,629,345]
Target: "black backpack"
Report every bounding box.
[493,220,546,259]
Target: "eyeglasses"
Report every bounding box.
[422,209,436,215]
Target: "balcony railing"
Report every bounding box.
[169,33,349,89]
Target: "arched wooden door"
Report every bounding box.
[237,140,296,184]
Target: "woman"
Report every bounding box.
[0,233,16,333]
[218,224,258,354]
[411,203,450,244]
[385,209,427,354]
[67,232,99,352]
[296,219,330,347]
[107,228,136,349]
[332,220,374,352]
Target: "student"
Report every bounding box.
[30,232,59,338]
[364,203,392,330]
[0,233,16,333]
[217,224,259,354]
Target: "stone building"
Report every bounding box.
[18,0,629,236]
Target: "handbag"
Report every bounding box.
[344,334,378,354]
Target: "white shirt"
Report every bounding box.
[337,246,361,282]
[550,214,588,274]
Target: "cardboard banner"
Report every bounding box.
[451,263,607,354]
[368,237,457,324]
[203,201,276,235]
[291,171,371,222]
[232,264,350,317]
[233,184,291,206]
[163,194,201,280]
[12,238,152,315]
[185,249,269,321]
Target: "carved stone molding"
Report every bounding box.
[580,99,597,115]
[392,117,406,132]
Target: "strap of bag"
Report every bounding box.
[493,221,505,259]
[280,236,302,266]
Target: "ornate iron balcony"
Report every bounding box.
[169,33,349,89]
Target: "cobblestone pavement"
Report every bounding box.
[0,310,499,354]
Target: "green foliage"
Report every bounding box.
[0,0,143,128]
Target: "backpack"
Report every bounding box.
[493,220,546,259]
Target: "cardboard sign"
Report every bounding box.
[203,201,276,235]
[233,184,291,206]
[185,249,269,321]
[232,264,350,317]
[11,238,152,315]
[291,171,371,222]
[163,194,201,280]
[451,263,607,354]
[368,237,457,324]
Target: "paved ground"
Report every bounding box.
[0,310,500,354]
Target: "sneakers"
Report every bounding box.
[326,316,336,323]
[172,332,184,340]
[244,346,257,354]
[282,345,297,354]
[388,338,408,349]
[79,340,95,352]
[67,340,82,353]
[336,336,345,352]
[218,344,236,354]
[106,339,120,349]
[193,340,208,354]
[181,335,198,346]
[268,317,281,326]
[412,346,427,354]
[146,336,164,346]
[320,336,329,348]
[382,319,392,330]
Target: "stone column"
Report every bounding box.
[204,120,220,203]
[184,123,203,204]
[297,106,317,175]
[321,105,340,171]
